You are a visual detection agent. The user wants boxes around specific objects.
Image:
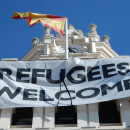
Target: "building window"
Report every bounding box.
[55,106,77,126]
[99,100,121,125]
[11,107,33,127]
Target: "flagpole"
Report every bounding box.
[65,18,68,60]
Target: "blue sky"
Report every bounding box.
[0,0,130,60]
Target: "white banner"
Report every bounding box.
[0,57,130,108]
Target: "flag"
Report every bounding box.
[12,12,66,34]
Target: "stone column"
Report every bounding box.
[91,42,96,52]
[88,103,99,128]
[120,99,130,127]
[32,107,44,129]
[43,107,55,129]
[77,105,88,128]
[43,44,50,55]
[0,108,13,129]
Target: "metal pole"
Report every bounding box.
[65,18,68,59]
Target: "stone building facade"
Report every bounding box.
[0,24,130,130]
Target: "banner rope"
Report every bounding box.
[57,73,73,106]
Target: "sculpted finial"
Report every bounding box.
[89,24,97,32]
[56,33,63,39]
[67,24,84,37]
[68,24,74,29]
[41,27,52,44]
[76,30,84,37]
[102,35,110,46]
[44,27,51,36]
[32,37,39,47]
[87,24,100,41]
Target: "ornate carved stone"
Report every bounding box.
[89,24,97,33]
[68,24,76,35]
[32,37,39,47]
[87,24,100,41]
[56,33,62,39]
[76,30,84,37]
[41,27,51,44]
[68,24,84,37]
[68,24,74,29]
[49,43,58,53]
[102,35,110,46]
[44,27,51,37]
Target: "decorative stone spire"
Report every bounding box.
[67,24,84,38]
[44,27,51,37]
[41,27,51,44]
[40,27,52,55]
[32,37,39,47]
[68,24,75,29]
[89,24,97,32]
[102,35,110,46]
[76,30,84,38]
[56,24,84,39]
[68,24,76,35]
[87,24,100,41]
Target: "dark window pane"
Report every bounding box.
[55,106,77,125]
[12,107,33,126]
[99,100,121,124]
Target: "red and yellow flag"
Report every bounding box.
[12,12,66,34]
